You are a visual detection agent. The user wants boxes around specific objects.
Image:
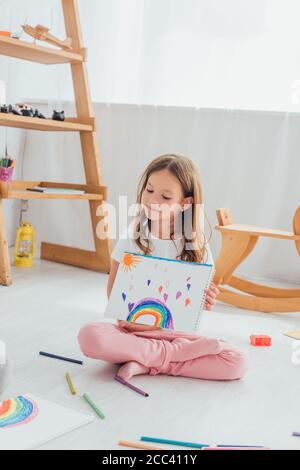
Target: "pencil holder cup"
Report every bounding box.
[0,166,14,182]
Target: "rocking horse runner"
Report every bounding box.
[214,206,300,313]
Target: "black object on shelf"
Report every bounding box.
[21,108,34,117]
[0,104,9,113]
[0,103,47,119]
[33,109,46,119]
[52,110,65,121]
[10,105,23,116]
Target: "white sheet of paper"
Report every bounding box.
[105,252,214,333]
[0,394,94,450]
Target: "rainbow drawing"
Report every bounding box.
[126,298,174,329]
[0,396,39,429]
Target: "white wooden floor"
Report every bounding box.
[1,256,300,450]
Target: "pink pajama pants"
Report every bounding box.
[78,322,248,381]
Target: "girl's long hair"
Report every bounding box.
[132,154,212,263]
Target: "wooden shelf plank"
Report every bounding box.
[0,113,93,132]
[0,181,106,201]
[0,35,84,64]
[6,190,103,200]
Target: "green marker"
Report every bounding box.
[82,393,105,419]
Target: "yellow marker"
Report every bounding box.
[118,440,164,451]
[66,372,76,395]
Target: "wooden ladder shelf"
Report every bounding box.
[0,0,111,286]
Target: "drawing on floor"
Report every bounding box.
[0,396,39,428]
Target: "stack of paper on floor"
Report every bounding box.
[284,329,300,340]
[0,394,94,450]
[105,252,214,334]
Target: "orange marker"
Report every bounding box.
[118,440,164,450]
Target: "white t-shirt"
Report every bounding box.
[111,222,214,265]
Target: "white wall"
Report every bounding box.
[21,101,300,285]
[1,0,300,111]
[0,1,299,283]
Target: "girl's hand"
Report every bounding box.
[204,282,220,311]
[117,320,162,333]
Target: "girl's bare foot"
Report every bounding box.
[117,361,150,380]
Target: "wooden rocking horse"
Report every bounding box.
[213,206,300,313]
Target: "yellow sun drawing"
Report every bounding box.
[121,253,141,273]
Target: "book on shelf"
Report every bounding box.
[26,186,86,195]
